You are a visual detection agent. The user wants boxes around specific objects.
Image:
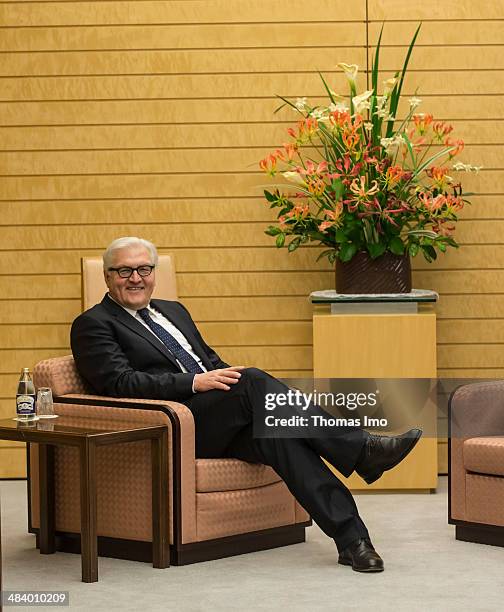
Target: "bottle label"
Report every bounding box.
[16,394,36,416]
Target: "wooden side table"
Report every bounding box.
[0,416,169,583]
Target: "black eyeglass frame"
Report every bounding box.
[107,265,156,278]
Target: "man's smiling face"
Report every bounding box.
[105,245,156,310]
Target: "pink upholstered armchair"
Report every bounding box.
[449,381,504,547]
[30,356,310,565]
[29,253,309,563]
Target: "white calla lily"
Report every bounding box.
[352,90,373,113]
[337,63,359,84]
[383,77,397,93]
[283,171,306,186]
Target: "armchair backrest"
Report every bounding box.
[33,355,90,396]
[35,256,178,394]
[81,254,178,311]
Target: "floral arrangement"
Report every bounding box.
[259,26,480,264]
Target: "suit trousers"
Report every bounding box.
[184,367,370,552]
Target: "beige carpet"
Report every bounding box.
[1,477,503,611]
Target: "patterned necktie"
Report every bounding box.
[137,307,204,374]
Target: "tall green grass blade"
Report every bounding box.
[371,23,384,94]
[318,71,337,105]
[371,24,385,144]
[275,94,301,115]
[386,23,422,137]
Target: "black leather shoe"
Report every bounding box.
[356,428,422,484]
[338,538,384,572]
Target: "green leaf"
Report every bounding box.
[422,244,437,261]
[264,190,277,203]
[318,71,336,105]
[371,24,385,95]
[331,179,345,201]
[335,229,347,243]
[400,131,417,171]
[407,229,438,239]
[349,80,357,115]
[328,251,338,264]
[389,237,405,255]
[444,237,459,248]
[274,94,302,115]
[438,242,446,253]
[409,242,420,257]
[339,242,358,262]
[316,249,336,262]
[387,23,422,137]
[396,23,422,104]
[367,242,386,259]
[287,237,301,252]
[266,226,281,236]
[308,231,328,242]
[275,233,285,248]
[412,145,458,180]
[370,26,384,143]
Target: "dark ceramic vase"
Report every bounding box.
[336,250,412,294]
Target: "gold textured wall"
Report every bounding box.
[1,1,503,476]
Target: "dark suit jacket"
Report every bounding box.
[70,295,229,401]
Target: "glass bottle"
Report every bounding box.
[16,368,37,421]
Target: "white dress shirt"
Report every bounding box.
[109,296,207,391]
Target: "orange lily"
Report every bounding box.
[384,165,406,188]
[426,166,453,191]
[342,129,360,151]
[259,154,277,176]
[283,143,298,161]
[350,176,379,200]
[432,121,453,141]
[413,113,433,135]
[319,202,344,231]
[445,138,464,158]
[286,204,310,220]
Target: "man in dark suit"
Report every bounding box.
[71,236,422,573]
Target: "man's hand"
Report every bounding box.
[193,366,245,392]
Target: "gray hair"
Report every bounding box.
[103,237,159,270]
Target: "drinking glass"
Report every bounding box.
[36,387,56,418]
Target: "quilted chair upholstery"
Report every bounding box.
[449,381,504,547]
[31,356,310,564]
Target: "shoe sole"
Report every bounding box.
[338,558,384,572]
[363,429,423,485]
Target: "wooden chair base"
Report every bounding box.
[34,522,310,566]
[455,524,504,548]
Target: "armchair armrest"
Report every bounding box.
[57,394,195,444]
[449,381,504,524]
[33,395,197,544]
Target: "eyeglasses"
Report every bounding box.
[108,265,155,278]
